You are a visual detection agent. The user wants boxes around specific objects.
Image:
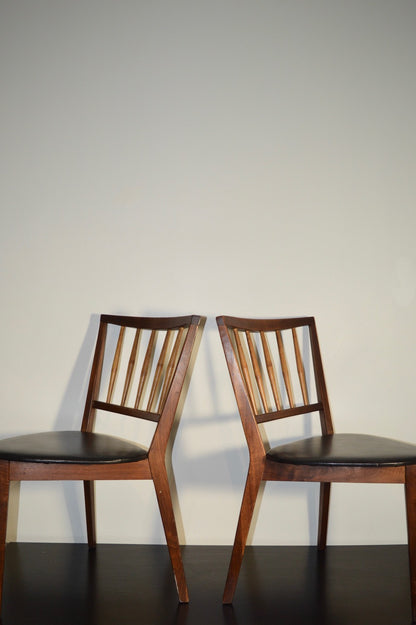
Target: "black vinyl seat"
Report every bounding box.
[0,431,148,464]
[267,433,416,467]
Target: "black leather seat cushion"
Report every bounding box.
[0,431,148,464]
[266,433,416,467]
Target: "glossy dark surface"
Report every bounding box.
[0,432,148,463]
[1,543,412,625]
[267,433,416,466]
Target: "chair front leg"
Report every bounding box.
[405,464,416,623]
[151,460,189,603]
[0,461,10,612]
[223,464,263,604]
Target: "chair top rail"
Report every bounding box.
[217,315,315,332]
[82,315,201,433]
[217,314,329,425]
[101,314,199,330]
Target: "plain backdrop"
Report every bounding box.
[0,0,415,547]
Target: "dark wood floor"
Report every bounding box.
[1,543,413,625]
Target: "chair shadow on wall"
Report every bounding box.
[175,319,321,550]
[6,315,101,543]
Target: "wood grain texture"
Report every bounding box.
[222,463,263,604]
[134,329,156,410]
[245,331,268,413]
[147,330,173,412]
[106,326,125,403]
[292,327,309,405]
[150,454,189,602]
[260,331,282,410]
[159,327,185,412]
[121,328,141,406]
[262,461,406,483]
[233,329,257,412]
[276,330,295,408]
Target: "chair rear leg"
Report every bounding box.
[405,465,416,623]
[317,482,331,550]
[151,464,189,603]
[223,466,263,604]
[83,480,96,548]
[0,462,10,612]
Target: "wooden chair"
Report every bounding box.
[217,315,416,622]
[0,314,202,610]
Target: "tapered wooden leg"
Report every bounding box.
[83,480,96,548]
[405,465,416,623]
[223,466,263,604]
[151,464,189,603]
[0,461,10,613]
[317,482,331,551]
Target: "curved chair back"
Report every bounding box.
[217,315,334,456]
[82,314,201,454]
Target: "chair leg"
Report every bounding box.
[152,464,189,603]
[405,465,416,623]
[83,480,96,548]
[317,482,331,550]
[223,466,263,604]
[0,462,10,612]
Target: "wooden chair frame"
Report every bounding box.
[0,314,202,609]
[217,315,416,622]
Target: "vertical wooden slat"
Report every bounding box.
[121,328,141,406]
[245,331,268,413]
[147,330,173,412]
[158,327,185,412]
[233,329,257,412]
[276,330,295,408]
[292,327,309,405]
[134,330,157,410]
[106,326,126,403]
[260,331,282,411]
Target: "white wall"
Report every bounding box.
[0,0,415,546]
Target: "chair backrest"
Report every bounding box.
[82,314,201,451]
[217,316,334,454]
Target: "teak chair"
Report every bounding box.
[217,315,416,622]
[0,314,202,610]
